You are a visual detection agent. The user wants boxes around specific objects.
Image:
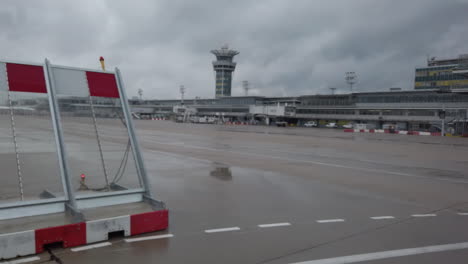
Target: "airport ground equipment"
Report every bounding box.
[0,59,168,260]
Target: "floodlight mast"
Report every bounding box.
[345,72,357,92]
[242,80,250,96]
[179,85,186,105]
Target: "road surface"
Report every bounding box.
[5,120,468,263]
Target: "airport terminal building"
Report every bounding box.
[127,50,468,135]
[415,54,468,90]
[129,89,468,135]
[9,87,468,135]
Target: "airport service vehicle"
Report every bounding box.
[190,116,217,124]
[276,121,288,127]
[304,121,317,127]
[325,122,338,128]
[342,123,353,129]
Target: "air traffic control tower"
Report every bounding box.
[211,45,239,98]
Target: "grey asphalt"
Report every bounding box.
[4,120,468,263]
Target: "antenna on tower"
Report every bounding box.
[242,80,250,96]
[179,85,186,105]
[345,72,357,92]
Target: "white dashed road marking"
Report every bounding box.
[316,219,345,223]
[258,222,291,228]
[411,214,437,217]
[205,227,241,233]
[457,212,468,216]
[0,256,41,264]
[370,216,395,220]
[125,234,174,243]
[289,241,468,264]
[71,242,112,252]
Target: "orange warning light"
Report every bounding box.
[99,56,106,71]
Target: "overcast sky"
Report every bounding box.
[1,0,467,99]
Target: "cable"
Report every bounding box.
[78,98,132,191]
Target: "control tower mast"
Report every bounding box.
[211,45,239,98]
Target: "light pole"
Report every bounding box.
[138,89,143,101]
[242,80,250,96]
[439,106,446,137]
[329,87,336,95]
[345,72,357,92]
[436,89,451,136]
[179,85,185,105]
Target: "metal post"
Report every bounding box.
[442,103,446,137]
[114,68,154,199]
[43,59,81,216]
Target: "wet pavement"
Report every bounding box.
[3,120,468,263]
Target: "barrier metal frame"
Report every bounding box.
[0,59,163,222]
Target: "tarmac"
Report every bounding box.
[3,120,468,263]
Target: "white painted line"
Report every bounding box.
[411,214,437,217]
[205,227,241,233]
[289,241,468,264]
[125,234,174,243]
[1,256,41,264]
[71,242,112,252]
[370,216,395,220]
[457,212,468,216]
[258,222,291,228]
[316,219,345,223]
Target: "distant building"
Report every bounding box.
[415,54,468,90]
[211,45,239,98]
[129,90,468,135]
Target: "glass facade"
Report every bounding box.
[296,109,355,115]
[215,70,233,98]
[415,65,468,89]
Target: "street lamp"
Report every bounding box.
[179,85,186,105]
[345,72,357,92]
[436,89,452,137]
[242,80,250,96]
[137,89,143,101]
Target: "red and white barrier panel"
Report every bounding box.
[0,210,168,260]
[0,61,121,98]
[344,129,441,136]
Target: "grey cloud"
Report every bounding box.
[0,0,467,99]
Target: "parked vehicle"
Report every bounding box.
[355,123,377,130]
[276,121,288,127]
[325,122,338,128]
[342,123,353,129]
[304,121,317,127]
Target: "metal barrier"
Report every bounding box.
[0,59,162,221]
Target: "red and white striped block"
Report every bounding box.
[344,129,441,136]
[0,210,168,260]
